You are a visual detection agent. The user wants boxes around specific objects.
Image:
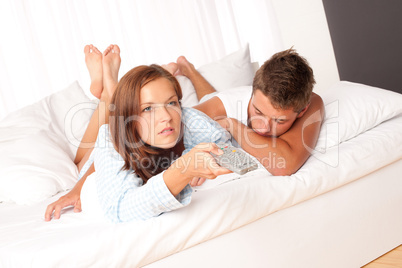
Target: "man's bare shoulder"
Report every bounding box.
[193,96,227,120]
[304,92,325,123]
[310,92,324,110]
[280,92,324,140]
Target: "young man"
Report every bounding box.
[176,48,325,176]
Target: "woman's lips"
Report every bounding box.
[159,127,174,136]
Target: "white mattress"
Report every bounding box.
[1,113,401,267]
[147,158,402,268]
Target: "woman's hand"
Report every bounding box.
[164,143,232,195]
[44,186,82,221]
[190,177,207,187]
[178,143,231,180]
[44,163,94,221]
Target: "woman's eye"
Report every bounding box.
[143,106,152,112]
[167,101,177,106]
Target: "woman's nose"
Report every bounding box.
[156,106,172,122]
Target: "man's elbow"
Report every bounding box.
[264,162,300,176]
[256,148,306,176]
[268,168,295,176]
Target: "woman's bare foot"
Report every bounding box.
[176,56,196,77]
[84,45,103,99]
[102,44,121,101]
[161,62,178,75]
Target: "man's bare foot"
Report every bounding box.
[161,62,179,75]
[176,56,196,77]
[102,44,121,101]
[84,44,103,99]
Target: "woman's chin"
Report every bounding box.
[157,144,176,149]
[152,139,178,149]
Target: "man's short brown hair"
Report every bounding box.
[252,48,315,113]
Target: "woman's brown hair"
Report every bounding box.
[109,64,183,183]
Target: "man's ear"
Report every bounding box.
[296,103,310,118]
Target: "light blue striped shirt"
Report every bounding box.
[79,107,231,222]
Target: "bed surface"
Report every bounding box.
[146,158,402,268]
[1,111,401,267]
[1,50,402,266]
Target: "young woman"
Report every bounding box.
[45,45,231,222]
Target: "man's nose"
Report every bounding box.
[258,118,271,132]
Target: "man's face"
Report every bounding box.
[247,90,300,137]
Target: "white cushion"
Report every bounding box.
[314,81,402,153]
[0,81,93,205]
[179,44,255,107]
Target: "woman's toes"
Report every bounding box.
[112,44,120,54]
[84,45,91,54]
[93,46,101,54]
[103,46,110,56]
[104,44,115,55]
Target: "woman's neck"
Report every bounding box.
[173,121,185,156]
[172,137,185,156]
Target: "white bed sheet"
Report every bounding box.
[147,158,402,268]
[1,113,401,267]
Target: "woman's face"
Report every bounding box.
[137,77,182,149]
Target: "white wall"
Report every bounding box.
[0,0,339,121]
[271,0,340,94]
[0,1,281,120]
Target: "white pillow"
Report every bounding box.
[179,44,255,107]
[0,81,94,205]
[314,81,402,153]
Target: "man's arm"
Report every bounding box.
[193,96,227,120]
[224,93,324,176]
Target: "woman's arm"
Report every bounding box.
[74,100,110,167]
[44,100,108,221]
[45,44,121,221]
[95,141,230,222]
[181,107,233,187]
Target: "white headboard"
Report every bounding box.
[271,0,340,94]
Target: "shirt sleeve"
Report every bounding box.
[78,150,95,180]
[182,107,232,154]
[93,124,193,223]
